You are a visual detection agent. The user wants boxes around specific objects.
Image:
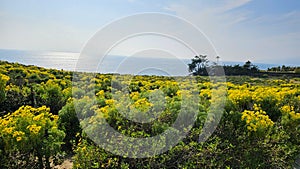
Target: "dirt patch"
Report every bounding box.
[54,158,73,169]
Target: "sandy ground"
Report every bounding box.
[54,158,73,169]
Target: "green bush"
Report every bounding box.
[0,61,299,168]
[0,106,65,169]
[58,101,81,152]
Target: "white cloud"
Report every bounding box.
[219,0,252,12]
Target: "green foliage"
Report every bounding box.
[0,84,31,112]
[58,101,81,152]
[0,74,9,103]
[0,106,65,169]
[222,60,259,76]
[188,55,208,76]
[73,76,300,168]
[0,61,72,112]
[0,60,299,168]
[268,65,300,72]
[43,80,65,114]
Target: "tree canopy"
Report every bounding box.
[188,56,260,76]
[188,55,209,76]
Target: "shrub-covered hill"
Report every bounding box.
[0,60,300,168]
[0,60,73,114]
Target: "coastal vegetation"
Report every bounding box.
[0,60,299,168]
[188,55,300,77]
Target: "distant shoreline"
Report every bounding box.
[0,49,298,76]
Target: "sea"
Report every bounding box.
[0,49,282,76]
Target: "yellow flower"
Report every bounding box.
[176,90,181,96]
[3,127,14,134]
[16,137,22,142]
[132,98,153,112]
[96,90,105,97]
[51,114,59,121]
[105,99,114,106]
[281,105,300,120]
[100,106,109,114]
[12,131,25,137]
[27,124,42,134]
[33,113,44,121]
[247,126,252,131]
[241,105,274,132]
[130,92,139,101]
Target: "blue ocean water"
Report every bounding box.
[0,49,191,76]
[0,49,281,76]
[0,49,79,71]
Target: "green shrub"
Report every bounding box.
[0,106,65,169]
[58,101,81,152]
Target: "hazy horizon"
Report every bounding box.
[0,48,295,76]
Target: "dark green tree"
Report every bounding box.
[243,60,252,70]
[188,55,209,75]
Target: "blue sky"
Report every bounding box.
[0,0,299,65]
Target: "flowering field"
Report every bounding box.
[0,61,299,168]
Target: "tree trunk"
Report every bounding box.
[36,150,44,169]
[45,155,51,169]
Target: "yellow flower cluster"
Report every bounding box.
[228,81,299,108]
[251,87,279,103]
[99,106,109,115]
[105,99,115,106]
[281,105,300,120]
[228,85,252,105]
[96,90,105,97]
[3,127,15,134]
[12,131,25,141]
[0,105,60,145]
[199,88,212,99]
[0,73,10,82]
[132,98,153,112]
[241,104,274,132]
[27,124,42,134]
[130,92,140,101]
[51,114,59,121]
[33,113,44,121]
